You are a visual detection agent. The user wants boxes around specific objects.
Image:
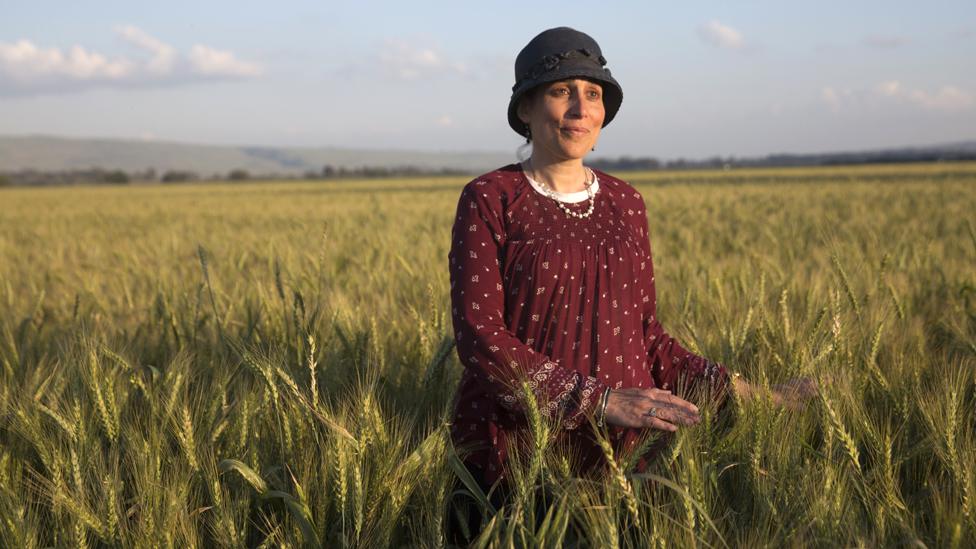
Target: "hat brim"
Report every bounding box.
[507,62,623,138]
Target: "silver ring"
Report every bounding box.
[647,407,658,418]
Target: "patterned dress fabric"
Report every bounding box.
[448,163,727,489]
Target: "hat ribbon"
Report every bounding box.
[513,48,610,92]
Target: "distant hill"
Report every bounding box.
[588,140,976,172]
[1,134,974,184]
[0,135,514,176]
[739,140,976,167]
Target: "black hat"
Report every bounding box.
[508,27,623,138]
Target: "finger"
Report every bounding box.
[618,399,683,425]
[640,400,701,425]
[641,403,699,426]
[788,379,818,399]
[803,379,821,395]
[772,392,807,411]
[639,388,697,413]
[628,389,701,422]
[641,415,678,432]
[653,393,700,416]
[784,398,806,411]
[635,387,668,400]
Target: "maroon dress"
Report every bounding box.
[448,163,727,489]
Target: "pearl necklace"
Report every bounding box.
[528,165,599,220]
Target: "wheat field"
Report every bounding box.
[0,162,974,547]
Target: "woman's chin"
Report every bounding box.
[548,142,595,160]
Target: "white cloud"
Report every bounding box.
[0,39,132,83]
[907,86,974,111]
[378,38,467,80]
[0,26,262,96]
[435,115,454,127]
[873,80,973,111]
[697,20,744,50]
[340,38,468,81]
[115,24,176,75]
[821,80,974,113]
[820,86,848,111]
[188,45,261,77]
[876,80,901,97]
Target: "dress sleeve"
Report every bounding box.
[449,181,607,430]
[633,197,729,396]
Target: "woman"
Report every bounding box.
[448,27,810,495]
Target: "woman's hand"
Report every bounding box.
[733,376,819,410]
[604,388,702,432]
[770,377,819,409]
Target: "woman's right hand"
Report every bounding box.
[604,388,701,431]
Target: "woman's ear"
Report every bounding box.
[516,101,530,125]
[516,91,535,125]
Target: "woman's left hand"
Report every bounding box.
[770,377,819,410]
[733,376,819,410]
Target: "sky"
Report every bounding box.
[1,0,974,159]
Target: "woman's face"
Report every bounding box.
[519,78,606,162]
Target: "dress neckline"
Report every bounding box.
[519,162,600,204]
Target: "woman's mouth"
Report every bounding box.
[560,126,589,136]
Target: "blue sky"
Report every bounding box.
[1,0,974,158]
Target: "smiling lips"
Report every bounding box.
[560,126,590,136]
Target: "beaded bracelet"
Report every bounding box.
[596,387,612,427]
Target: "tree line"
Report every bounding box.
[588,146,976,172]
[0,165,470,187]
[2,145,975,187]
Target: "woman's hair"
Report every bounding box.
[516,86,542,141]
[514,86,542,161]
[515,87,540,161]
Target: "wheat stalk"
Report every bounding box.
[822,394,861,473]
[594,428,641,529]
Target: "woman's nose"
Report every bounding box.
[566,93,585,119]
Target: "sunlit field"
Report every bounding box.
[1,162,974,547]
